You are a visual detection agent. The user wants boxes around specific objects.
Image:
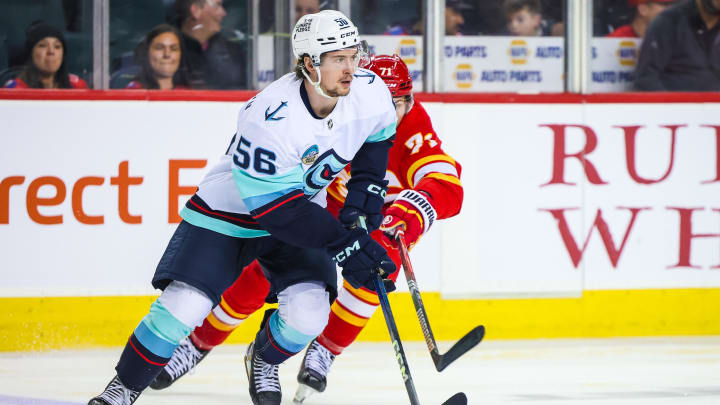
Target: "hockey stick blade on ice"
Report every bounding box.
[356,217,467,404]
[373,272,467,405]
[397,233,485,372]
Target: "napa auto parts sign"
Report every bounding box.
[0,94,718,298]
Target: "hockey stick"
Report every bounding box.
[373,271,467,405]
[397,233,485,372]
[357,218,467,405]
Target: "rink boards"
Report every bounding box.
[1,91,719,351]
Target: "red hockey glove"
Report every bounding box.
[380,189,436,249]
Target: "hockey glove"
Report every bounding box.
[338,179,388,232]
[380,189,437,249]
[328,228,396,292]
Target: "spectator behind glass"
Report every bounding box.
[3,21,88,89]
[170,0,246,89]
[295,0,319,23]
[127,24,191,90]
[607,0,676,37]
[634,0,720,91]
[385,0,473,35]
[504,0,553,36]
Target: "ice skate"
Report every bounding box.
[244,341,282,405]
[88,375,140,405]
[150,337,209,390]
[293,339,336,403]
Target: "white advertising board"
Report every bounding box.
[257,35,642,92]
[1,99,718,298]
[438,102,720,297]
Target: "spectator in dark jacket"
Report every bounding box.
[634,0,720,91]
[170,0,247,89]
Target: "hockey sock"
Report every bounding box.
[116,301,192,391]
[192,260,270,350]
[191,296,250,350]
[317,280,383,355]
[254,308,316,365]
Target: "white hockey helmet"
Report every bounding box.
[292,10,365,67]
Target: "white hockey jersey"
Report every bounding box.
[180,70,396,238]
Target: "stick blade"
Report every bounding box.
[436,325,485,371]
[441,392,467,405]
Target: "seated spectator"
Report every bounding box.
[3,21,88,89]
[170,0,246,89]
[607,0,676,37]
[295,0,319,23]
[127,24,191,90]
[634,0,720,91]
[504,0,553,36]
[385,0,472,36]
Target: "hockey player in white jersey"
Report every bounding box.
[89,10,396,405]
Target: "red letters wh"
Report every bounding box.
[540,124,608,187]
[540,207,650,268]
[666,207,720,269]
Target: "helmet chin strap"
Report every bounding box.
[302,67,334,99]
[702,0,720,15]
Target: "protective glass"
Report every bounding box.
[323,40,371,70]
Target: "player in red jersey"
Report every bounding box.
[150,54,464,401]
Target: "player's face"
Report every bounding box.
[319,48,359,97]
[393,96,410,124]
[507,8,541,36]
[149,32,182,79]
[32,37,63,76]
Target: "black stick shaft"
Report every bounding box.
[397,234,441,360]
[373,272,421,405]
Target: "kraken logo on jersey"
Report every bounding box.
[265,101,288,121]
[304,149,349,197]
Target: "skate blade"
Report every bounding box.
[293,383,319,404]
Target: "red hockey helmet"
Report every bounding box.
[362,54,413,98]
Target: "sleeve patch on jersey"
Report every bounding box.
[366,121,397,143]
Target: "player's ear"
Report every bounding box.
[304,56,315,74]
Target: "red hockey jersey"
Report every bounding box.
[326,100,463,219]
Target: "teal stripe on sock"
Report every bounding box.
[139,301,192,351]
[134,321,176,358]
[267,311,314,354]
